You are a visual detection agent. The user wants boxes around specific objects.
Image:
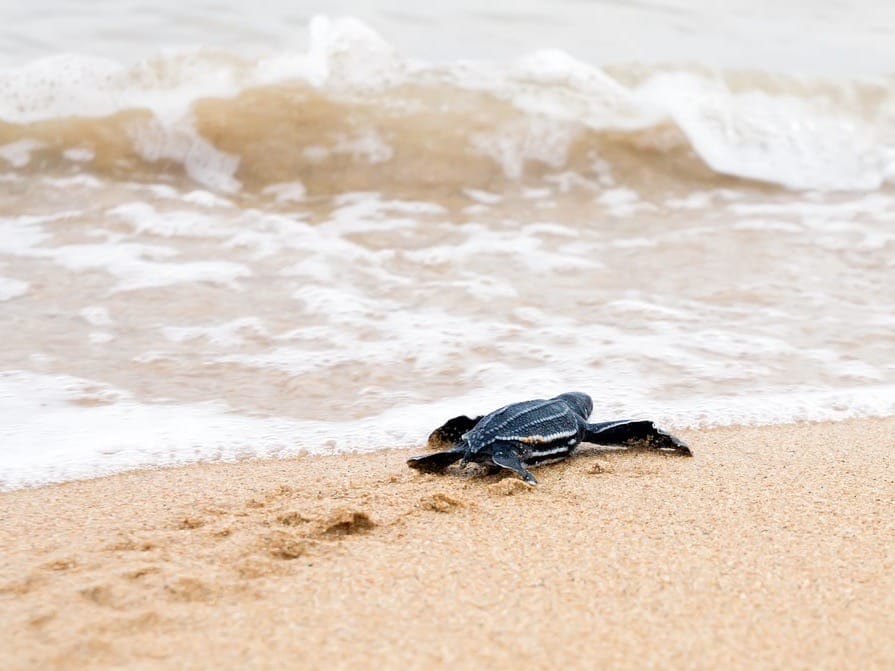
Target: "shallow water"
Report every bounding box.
[2,6,895,488]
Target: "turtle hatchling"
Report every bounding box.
[407,392,690,484]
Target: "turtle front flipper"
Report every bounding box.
[584,420,691,456]
[407,447,466,474]
[427,415,483,450]
[490,443,538,485]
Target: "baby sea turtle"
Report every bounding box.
[407,391,690,484]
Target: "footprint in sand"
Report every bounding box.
[420,492,465,513]
[488,479,535,496]
[122,566,161,581]
[315,509,376,537]
[0,574,45,596]
[164,577,214,603]
[87,610,166,635]
[236,556,293,578]
[275,511,310,527]
[41,557,78,572]
[27,610,57,628]
[80,584,130,610]
[177,517,206,530]
[261,531,309,560]
[257,508,375,561]
[105,536,157,553]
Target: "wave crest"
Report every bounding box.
[1,16,893,194]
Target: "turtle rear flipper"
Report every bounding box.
[407,448,466,473]
[584,420,691,455]
[427,414,483,450]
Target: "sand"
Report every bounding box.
[1,418,894,670]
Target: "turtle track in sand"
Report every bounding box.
[0,445,684,670]
[2,465,525,667]
[0,440,700,668]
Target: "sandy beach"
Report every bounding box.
[1,418,893,670]
[5,4,895,670]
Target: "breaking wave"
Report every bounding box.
[1,15,894,195]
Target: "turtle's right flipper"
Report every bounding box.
[427,414,483,450]
[490,444,538,485]
[407,448,466,474]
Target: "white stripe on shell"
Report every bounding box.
[528,444,574,458]
[496,429,577,444]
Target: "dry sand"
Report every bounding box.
[1,418,893,670]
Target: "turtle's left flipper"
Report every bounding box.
[407,448,466,474]
[584,420,691,455]
[427,415,483,450]
[490,443,538,485]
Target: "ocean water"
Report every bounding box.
[2,3,895,489]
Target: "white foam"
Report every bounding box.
[163,318,267,347]
[48,242,251,292]
[472,115,575,180]
[463,189,503,204]
[0,370,544,490]
[666,191,716,210]
[63,147,94,162]
[636,72,887,190]
[0,370,302,489]
[0,213,62,254]
[503,49,663,131]
[80,306,113,326]
[648,385,895,429]
[0,139,44,167]
[261,182,307,203]
[88,331,115,344]
[726,193,895,219]
[596,187,656,217]
[0,276,28,300]
[310,193,444,237]
[128,119,241,193]
[110,202,225,237]
[42,174,103,188]
[183,190,234,208]
[402,222,597,274]
[2,211,251,291]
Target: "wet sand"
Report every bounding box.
[1,418,894,670]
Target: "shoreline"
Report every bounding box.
[2,418,894,670]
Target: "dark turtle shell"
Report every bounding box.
[463,396,586,458]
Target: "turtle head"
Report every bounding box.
[556,392,593,419]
